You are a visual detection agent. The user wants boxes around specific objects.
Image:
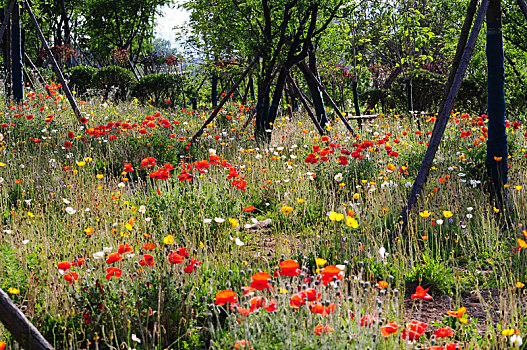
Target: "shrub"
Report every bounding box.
[131,73,184,107]
[64,65,97,94]
[92,65,136,100]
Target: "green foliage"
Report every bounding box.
[405,253,458,295]
[92,65,136,100]
[132,73,184,106]
[64,65,98,94]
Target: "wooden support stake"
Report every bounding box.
[0,288,54,349]
[189,58,257,146]
[24,1,82,122]
[397,0,489,235]
[288,74,325,136]
[298,61,355,136]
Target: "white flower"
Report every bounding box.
[457,172,466,177]
[145,217,152,222]
[511,334,523,347]
[405,182,413,188]
[138,205,146,214]
[65,207,77,215]
[22,240,29,245]
[131,334,141,343]
[203,218,212,224]
[234,237,245,246]
[466,214,473,219]
[103,247,113,253]
[436,219,444,225]
[379,247,389,259]
[250,218,259,224]
[0,133,3,141]
[209,148,217,155]
[334,173,343,182]
[467,207,474,211]
[93,251,105,259]
[62,198,71,204]
[214,217,225,223]
[118,182,125,188]
[3,230,13,234]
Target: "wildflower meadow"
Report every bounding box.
[1,85,527,349]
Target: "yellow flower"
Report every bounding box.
[296,198,305,204]
[346,216,359,228]
[443,210,453,218]
[315,258,327,266]
[96,174,104,179]
[328,212,344,222]
[8,287,20,294]
[163,235,175,245]
[84,157,93,163]
[199,241,205,248]
[516,282,525,288]
[494,156,502,161]
[28,212,35,218]
[125,222,133,231]
[353,193,360,200]
[228,217,239,228]
[419,210,432,218]
[493,207,500,213]
[76,161,86,167]
[84,227,94,235]
[281,206,293,214]
[515,186,523,191]
[0,162,6,167]
[502,328,516,336]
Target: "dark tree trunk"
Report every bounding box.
[405,77,413,112]
[211,70,218,107]
[264,66,288,142]
[486,0,508,207]
[11,1,23,103]
[249,75,255,101]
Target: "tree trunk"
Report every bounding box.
[264,66,288,143]
[486,0,508,207]
[405,77,413,112]
[211,70,218,107]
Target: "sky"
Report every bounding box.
[155,3,190,47]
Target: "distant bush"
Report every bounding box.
[64,65,97,94]
[131,73,184,107]
[93,65,136,100]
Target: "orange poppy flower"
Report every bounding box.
[376,281,389,289]
[279,259,300,277]
[0,341,6,350]
[380,321,399,337]
[309,302,336,316]
[434,327,454,338]
[71,258,86,267]
[320,265,343,285]
[250,272,272,290]
[249,296,267,311]
[243,205,255,212]
[142,243,156,250]
[314,324,334,336]
[215,290,237,305]
[401,320,428,341]
[168,252,184,264]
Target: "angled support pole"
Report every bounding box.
[287,73,325,136]
[397,0,489,236]
[189,58,257,146]
[298,60,355,136]
[24,1,82,122]
[518,0,527,20]
[0,288,54,349]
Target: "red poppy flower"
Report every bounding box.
[71,258,86,267]
[57,261,72,271]
[314,324,334,336]
[106,253,123,264]
[64,140,72,149]
[80,117,88,124]
[249,296,267,311]
[64,272,79,284]
[411,286,433,300]
[106,267,122,280]
[380,321,399,337]
[234,340,253,349]
[118,244,133,255]
[265,300,277,312]
[279,259,301,277]
[168,252,184,264]
[250,272,272,291]
[215,290,237,305]
[309,302,336,316]
[401,320,428,341]
[139,254,155,266]
[434,327,454,338]
[177,247,190,257]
